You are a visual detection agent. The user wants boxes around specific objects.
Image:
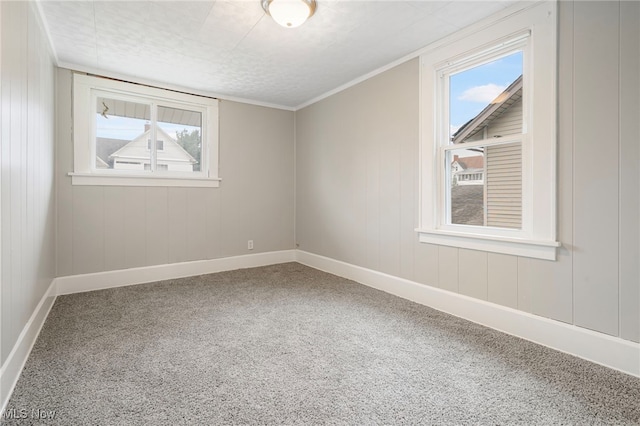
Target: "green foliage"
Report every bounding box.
[176,129,201,171]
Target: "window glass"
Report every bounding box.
[448,148,485,226]
[74,73,219,187]
[96,97,151,171]
[485,142,522,229]
[447,142,522,229]
[449,51,523,143]
[147,140,164,151]
[157,105,202,172]
[444,50,523,230]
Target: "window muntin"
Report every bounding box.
[73,74,219,187]
[147,140,164,151]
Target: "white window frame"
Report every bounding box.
[71,74,220,187]
[440,41,527,235]
[417,1,559,260]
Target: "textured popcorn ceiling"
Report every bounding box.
[38,0,520,109]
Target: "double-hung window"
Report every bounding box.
[71,74,220,187]
[418,1,558,260]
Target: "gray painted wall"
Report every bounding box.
[2,0,637,373]
[56,68,295,277]
[1,2,56,364]
[295,1,640,343]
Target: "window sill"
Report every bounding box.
[68,172,221,188]
[416,228,560,260]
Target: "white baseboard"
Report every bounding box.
[295,250,640,378]
[1,250,296,413]
[1,279,57,415]
[56,250,297,295]
[3,247,637,419]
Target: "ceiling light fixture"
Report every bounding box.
[261,0,317,28]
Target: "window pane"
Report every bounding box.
[449,148,485,226]
[157,106,202,172]
[449,51,523,143]
[485,142,522,229]
[448,142,522,229]
[96,97,151,170]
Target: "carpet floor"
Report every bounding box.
[2,262,639,425]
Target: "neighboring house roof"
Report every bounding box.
[96,156,110,169]
[452,75,523,144]
[96,137,129,166]
[110,126,196,164]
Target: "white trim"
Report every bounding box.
[39,1,540,113]
[295,2,541,111]
[295,51,421,111]
[59,63,296,112]
[2,249,638,415]
[32,1,59,66]
[0,280,57,416]
[295,250,640,378]
[56,250,296,295]
[41,1,541,113]
[417,229,560,261]
[1,251,295,411]
[68,173,221,188]
[72,74,220,186]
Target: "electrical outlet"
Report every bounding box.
[248,240,254,250]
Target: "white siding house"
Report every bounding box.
[109,125,196,172]
[451,155,484,186]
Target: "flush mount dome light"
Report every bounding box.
[261,0,317,28]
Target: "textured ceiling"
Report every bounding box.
[38,0,521,109]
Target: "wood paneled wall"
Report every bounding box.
[56,70,295,277]
[0,2,56,364]
[295,1,640,343]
